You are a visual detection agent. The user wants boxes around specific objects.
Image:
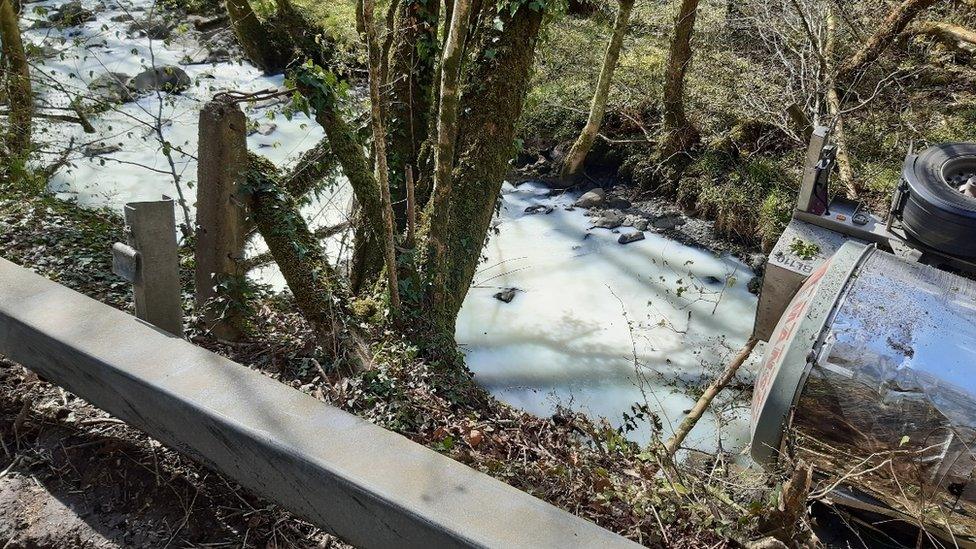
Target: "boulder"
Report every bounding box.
[254,123,277,136]
[187,13,229,31]
[652,215,686,230]
[633,218,649,231]
[592,211,624,229]
[128,19,172,40]
[524,204,554,215]
[606,197,632,210]
[88,72,132,104]
[47,1,94,27]
[82,143,122,157]
[573,188,605,208]
[618,232,645,245]
[127,66,191,94]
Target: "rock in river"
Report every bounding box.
[618,232,645,245]
[524,204,554,215]
[592,211,624,229]
[128,18,173,40]
[493,288,518,303]
[127,66,191,94]
[573,188,605,208]
[88,72,132,104]
[45,1,95,27]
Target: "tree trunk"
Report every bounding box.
[835,0,938,84]
[294,70,388,294]
[424,0,474,317]
[246,156,371,372]
[362,0,401,312]
[272,0,340,72]
[561,0,635,180]
[826,7,858,198]
[646,0,702,191]
[385,0,439,229]
[908,20,976,52]
[421,8,545,330]
[224,0,290,74]
[281,138,338,198]
[0,0,32,160]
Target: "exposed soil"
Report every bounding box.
[0,364,347,548]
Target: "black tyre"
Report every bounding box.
[901,143,976,257]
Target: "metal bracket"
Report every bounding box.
[111,243,140,283]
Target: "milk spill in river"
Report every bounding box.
[20,0,759,454]
[456,183,759,453]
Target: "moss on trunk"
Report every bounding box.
[0,0,32,160]
[295,67,388,294]
[224,0,292,74]
[245,154,370,371]
[420,7,544,330]
[281,137,339,198]
[386,0,440,229]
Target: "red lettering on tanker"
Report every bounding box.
[751,259,832,421]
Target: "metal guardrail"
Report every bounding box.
[0,258,641,549]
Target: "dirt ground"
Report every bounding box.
[0,362,350,548]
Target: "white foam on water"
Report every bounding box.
[456,182,759,453]
[23,0,326,215]
[17,1,761,455]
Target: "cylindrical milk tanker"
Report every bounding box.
[751,241,976,543]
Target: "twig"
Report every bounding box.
[663,338,757,456]
[405,165,416,248]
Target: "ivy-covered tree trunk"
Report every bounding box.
[385,0,440,229]
[0,0,32,161]
[246,156,371,371]
[295,72,388,294]
[424,0,473,316]
[362,0,402,311]
[421,7,545,330]
[250,3,545,356]
[224,0,291,74]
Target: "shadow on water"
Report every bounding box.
[457,183,758,450]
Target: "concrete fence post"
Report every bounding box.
[195,98,248,340]
[116,197,183,336]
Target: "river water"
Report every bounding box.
[19,0,759,455]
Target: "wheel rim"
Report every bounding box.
[942,156,976,200]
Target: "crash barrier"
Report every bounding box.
[0,258,640,549]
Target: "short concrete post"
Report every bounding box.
[195,98,248,340]
[115,197,183,336]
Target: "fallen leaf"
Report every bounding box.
[466,429,484,448]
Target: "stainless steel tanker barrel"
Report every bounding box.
[751,241,976,543]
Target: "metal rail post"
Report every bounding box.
[112,196,183,336]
